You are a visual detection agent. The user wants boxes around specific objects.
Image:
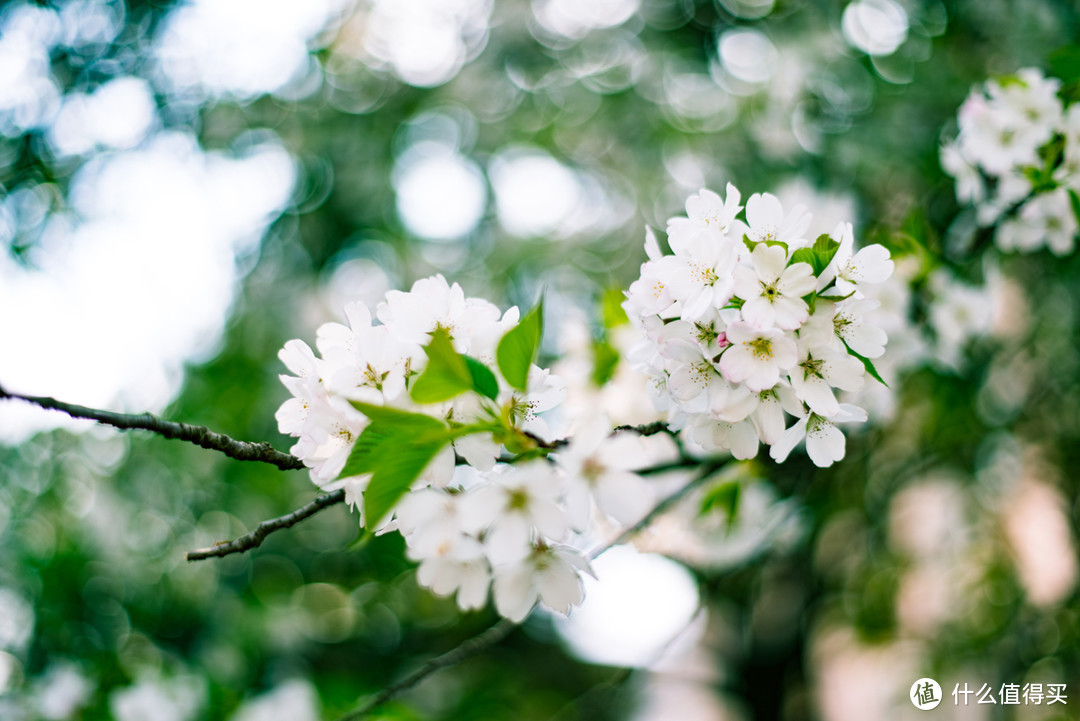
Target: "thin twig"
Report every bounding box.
[335,458,727,720]
[335,618,517,721]
[544,599,707,721]
[588,457,725,561]
[186,489,346,561]
[528,421,677,451]
[612,421,672,437]
[0,384,303,471]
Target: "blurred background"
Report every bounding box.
[1,0,1079,718]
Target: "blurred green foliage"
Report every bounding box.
[3,0,1080,719]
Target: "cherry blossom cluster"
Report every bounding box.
[275,275,662,621]
[623,185,894,468]
[941,67,1080,255]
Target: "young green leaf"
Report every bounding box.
[410,327,498,403]
[601,287,630,329]
[362,437,449,528]
[342,402,455,527]
[744,234,788,253]
[700,480,741,526]
[465,356,499,400]
[789,247,818,271]
[591,338,620,386]
[496,300,543,391]
[790,234,839,276]
[811,233,840,261]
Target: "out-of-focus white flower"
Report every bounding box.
[944,67,1080,257]
[557,418,655,529]
[997,188,1078,256]
[492,545,592,621]
[110,674,206,721]
[927,271,994,369]
[34,663,94,721]
[413,534,491,611]
[461,461,568,563]
[940,142,985,205]
[229,679,320,721]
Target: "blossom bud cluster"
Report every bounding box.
[623,185,894,467]
[941,68,1080,255]
[275,275,660,621]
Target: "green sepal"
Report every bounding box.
[723,296,746,310]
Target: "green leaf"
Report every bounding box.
[496,300,543,391]
[789,247,818,270]
[601,287,629,329]
[997,74,1024,88]
[591,338,620,386]
[1069,188,1080,227]
[841,340,889,388]
[743,234,788,254]
[362,437,449,528]
[465,356,499,400]
[700,480,740,525]
[811,233,840,261]
[343,402,455,527]
[790,234,840,276]
[410,327,497,403]
[1060,80,1080,106]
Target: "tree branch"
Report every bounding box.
[544,599,706,721]
[0,384,304,471]
[612,420,672,437]
[186,489,346,561]
[588,457,724,560]
[335,618,517,721]
[335,457,727,720]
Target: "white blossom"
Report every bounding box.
[734,192,812,249]
[770,404,868,468]
[718,321,798,392]
[492,546,593,622]
[556,418,655,529]
[944,67,1080,257]
[733,243,816,330]
[625,184,893,467]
